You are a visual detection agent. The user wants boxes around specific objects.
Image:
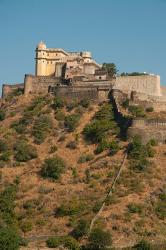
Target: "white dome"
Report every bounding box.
[37,41,46,50]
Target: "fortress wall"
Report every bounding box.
[111,90,166,144]
[2,83,24,98]
[128,118,166,144]
[24,74,59,95]
[54,86,99,102]
[115,75,161,96]
[130,100,166,112]
[128,126,166,144]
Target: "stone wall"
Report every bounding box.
[24,74,112,101]
[2,83,24,98]
[24,74,60,95]
[53,86,99,102]
[111,89,166,144]
[115,75,161,97]
[128,118,166,144]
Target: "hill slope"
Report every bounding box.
[0,94,165,250]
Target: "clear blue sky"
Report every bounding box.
[0,0,166,93]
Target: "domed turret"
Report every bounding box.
[36,41,46,50]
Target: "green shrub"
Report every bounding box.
[62,236,80,250]
[21,96,49,124]
[146,107,154,112]
[49,145,58,154]
[128,105,145,117]
[127,203,143,214]
[9,111,16,117]
[19,237,29,247]
[134,239,151,250]
[93,202,102,213]
[64,114,80,132]
[41,155,65,180]
[0,185,17,225]
[14,140,37,162]
[23,199,38,210]
[11,120,27,134]
[78,154,93,163]
[75,106,85,115]
[155,191,166,220]
[55,110,65,121]
[128,136,155,172]
[128,136,150,160]
[72,168,78,179]
[32,114,52,144]
[46,236,61,248]
[94,103,114,121]
[0,110,6,121]
[155,201,166,220]
[72,219,89,239]
[109,140,119,155]
[0,151,11,162]
[20,221,33,233]
[130,159,150,172]
[148,139,158,146]
[66,101,78,111]
[89,227,112,250]
[85,168,91,183]
[83,120,114,143]
[55,199,85,217]
[95,139,110,154]
[0,140,8,153]
[53,96,65,109]
[146,144,155,157]
[83,103,118,144]
[0,226,20,250]
[79,98,90,108]
[159,192,166,201]
[122,98,129,109]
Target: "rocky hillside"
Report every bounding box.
[0,94,165,250]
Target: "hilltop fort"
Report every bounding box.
[2,41,166,100]
[2,42,166,144]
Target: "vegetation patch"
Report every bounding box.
[64,114,81,132]
[78,153,93,163]
[13,140,37,162]
[32,114,52,144]
[41,155,66,180]
[0,109,6,121]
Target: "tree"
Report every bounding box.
[89,228,112,250]
[53,96,65,109]
[64,114,80,132]
[102,63,117,78]
[32,114,53,144]
[0,226,20,250]
[13,140,37,162]
[0,110,6,121]
[72,219,89,239]
[41,155,66,180]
